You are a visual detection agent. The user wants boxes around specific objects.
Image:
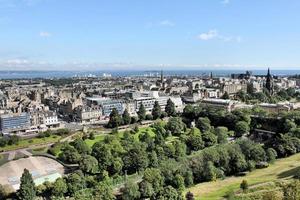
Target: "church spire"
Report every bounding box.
[266,67,273,94]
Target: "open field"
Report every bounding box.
[187,153,300,200]
[0,135,61,152]
[85,127,156,147]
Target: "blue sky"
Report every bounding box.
[0,0,300,71]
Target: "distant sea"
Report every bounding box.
[0,70,300,79]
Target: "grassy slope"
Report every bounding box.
[187,153,300,200]
[0,135,61,151]
[85,127,156,147]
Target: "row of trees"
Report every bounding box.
[236,86,300,104]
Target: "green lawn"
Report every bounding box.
[0,153,9,166]
[30,146,49,154]
[186,153,300,200]
[85,127,156,147]
[0,135,61,152]
[85,134,107,147]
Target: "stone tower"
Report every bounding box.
[265,68,273,94]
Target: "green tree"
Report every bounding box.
[67,171,86,196]
[59,144,81,164]
[221,91,230,99]
[92,142,113,171]
[110,157,123,175]
[8,135,20,145]
[165,98,176,116]
[235,121,250,137]
[137,104,146,121]
[184,170,194,187]
[74,189,94,200]
[121,181,141,200]
[202,131,217,147]
[152,101,162,120]
[148,151,159,168]
[158,186,179,200]
[196,117,211,132]
[203,161,217,181]
[107,108,122,128]
[166,117,186,136]
[284,119,297,133]
[236,90,247,102]
[94,181,115,200]
[185,191,195,200]
[174,174,185,193]
[71,138,91,155]
[123,143,149,173]
[18,169,36,200]
[79,155,99,174]
[283,180,300,200]
[122,109,131,125]
[215,127,229,144]
[247,83,255,95]
[240,180,248,192]
[266,148,277,163]
[51,178,67,197]
[139,180,154,199]
[186,133,204,152]
[143,168,164,196]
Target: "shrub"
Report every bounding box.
[240,180,249,192]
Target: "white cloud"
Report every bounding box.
[39,31,52,37]
[159,20,175,27]
[5,59,30,65]
[197,29,218,40]
[221,0,230,5]
[197,29,242,42]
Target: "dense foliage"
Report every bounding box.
[6,104,300,200]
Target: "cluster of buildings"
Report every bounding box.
[0,69,299,135]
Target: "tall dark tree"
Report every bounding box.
[18,169,36,200]
[185,191,195,200]
[107,108,122,128]
[152,101,162,120]
[122,109,131,125]
[247,83,255,95]
[165,98,176,116]
[240,180,248,192]
[221,91,230,99]
[137,104,146,121]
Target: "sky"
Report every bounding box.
[0,0,300,71]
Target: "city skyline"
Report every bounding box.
[1,0,300,70]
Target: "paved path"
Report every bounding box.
[7,151,16,161]
[19,149,32,157]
